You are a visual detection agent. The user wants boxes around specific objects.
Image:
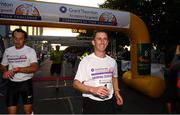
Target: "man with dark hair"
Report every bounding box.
[0,28,39,114]
[73,30,123,114]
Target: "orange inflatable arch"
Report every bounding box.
[0,0,165,98]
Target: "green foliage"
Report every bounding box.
[100,0,180,47]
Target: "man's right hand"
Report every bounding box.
[89,86,109,97]
[3,70,14,79]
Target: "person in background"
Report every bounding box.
[164,44,180,113]
[0,35,5,62]
[50,45,63,90]
[121,48,130,61]
[73,30,123,114]
[0,28,39,114]
[0,35,6,96]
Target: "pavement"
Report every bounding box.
[0,57,179,114]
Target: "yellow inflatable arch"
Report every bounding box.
[0,0,165,98]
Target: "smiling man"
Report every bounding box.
[73,30,123,114]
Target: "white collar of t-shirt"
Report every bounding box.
[92,53,108,61]
[13,45,26,51]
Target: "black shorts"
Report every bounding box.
[50,63,61,75]
[6,79,33,107]
[164,69,178,103]
[82,97,116,114]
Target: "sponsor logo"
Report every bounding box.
[15,3,39,16]
[59,6,67,13]
[99,12,117,26]
[20,55,27,59]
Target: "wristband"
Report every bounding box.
[114,89,120,92]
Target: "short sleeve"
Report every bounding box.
[74,59,87,83]
[113,61,118,78]
[29,49,38,63]
[1,50,8,66]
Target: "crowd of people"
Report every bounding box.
[0,28,179,114]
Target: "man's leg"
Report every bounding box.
[24,104,32,114]
[7,106,17,114]
[56,76,59,91]
[166,102,173,113]
[50,64,55,76]
[165,69,178,113]
[55,64,61,91]
[21,79,33,114]
[6,81,19,114]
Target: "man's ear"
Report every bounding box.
[91,40,95,46]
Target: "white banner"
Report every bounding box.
[0,0,130,28]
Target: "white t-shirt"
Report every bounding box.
[1,45,38,82]
[74,53,118,101]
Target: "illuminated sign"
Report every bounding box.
[72,29,87,33]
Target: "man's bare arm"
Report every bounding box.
[13,62,39,73]
[0,64,7,72]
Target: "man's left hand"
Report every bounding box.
[115,92,123,106]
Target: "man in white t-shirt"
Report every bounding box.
[73,30,123,113]
[0,28,38,114]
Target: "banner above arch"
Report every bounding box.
[0,0,130,29]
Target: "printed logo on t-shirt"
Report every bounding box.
[91,68,94,72]
[8,55,27,63]
[91,67,113,80]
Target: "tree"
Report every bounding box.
[100,0,180,48]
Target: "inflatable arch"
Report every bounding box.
[0,0,165,98]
